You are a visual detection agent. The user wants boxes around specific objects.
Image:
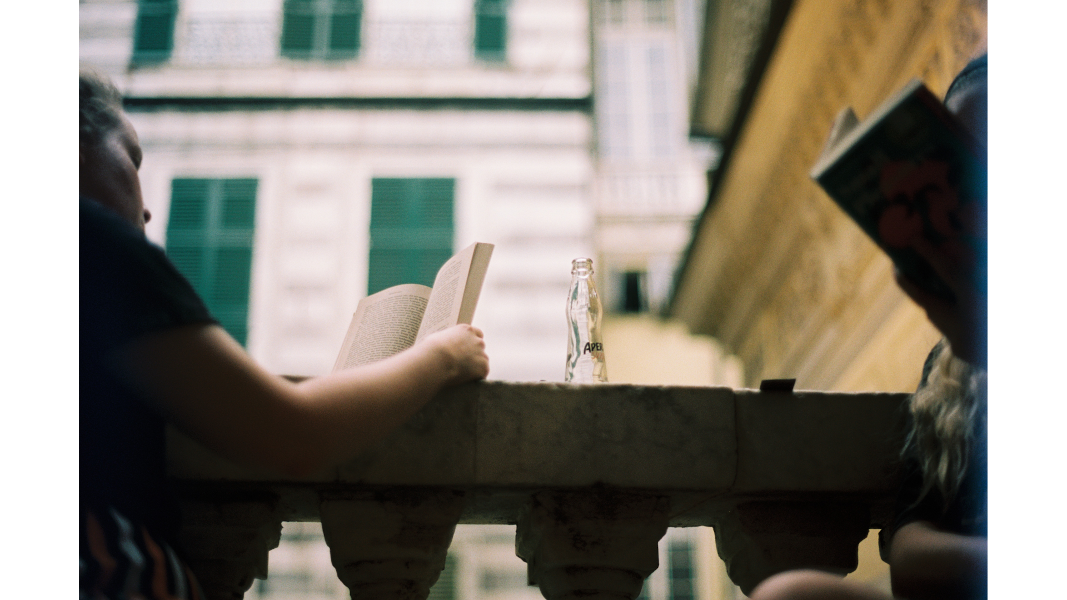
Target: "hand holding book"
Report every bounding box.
[334,242,494,372]
[418,324,490,386]
[811,79,987,366]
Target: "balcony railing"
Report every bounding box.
[597,169,699,217]
[168,381,908,599]
[365,20,470,65]
[178,19,279,65]
[170,18,473,67]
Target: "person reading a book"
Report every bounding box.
[749,55,988,600]
[80,66,490,600]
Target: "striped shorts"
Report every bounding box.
[80,505,205,600]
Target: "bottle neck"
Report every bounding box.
[571,258,593,278]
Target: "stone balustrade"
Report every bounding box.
[167,381,908,599]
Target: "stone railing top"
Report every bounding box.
[168,381,908,527]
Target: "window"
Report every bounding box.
[281,0,362,60]
[132,0,178,63]
[368,178,454,295]
[643,0,671,26]
[620,270,649,313]
[165,178,258,346]
[668,537,695,600]
[595,39,678,160]
[597,42,631,159]
[647,44,676,157]
[427,553,458,600]
[474,0,508,61]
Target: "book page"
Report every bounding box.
[332,284,432,372]
[457,243,493,325]
[815,106,859,166]
[414,242,494,343]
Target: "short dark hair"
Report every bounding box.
[79,66,124,148]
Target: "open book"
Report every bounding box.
[332,242,494,371]
[810,79,986,300]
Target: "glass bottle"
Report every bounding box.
[565,257,608,383]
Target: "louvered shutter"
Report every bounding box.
[132,0,178,63]
[426,553,457,600]
[328,0,362,56]
[281,0,361,59]
[474,0,508,61]
[166,178,257,346]
[368,178,454,295]
[281,0,316,58]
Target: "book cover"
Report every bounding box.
[811,79,987,299]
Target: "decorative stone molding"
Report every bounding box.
[516,490,670,600]
[711,500,871,595]
[319,489,466,600]
[176,495,283,600]
[168,382,910,598]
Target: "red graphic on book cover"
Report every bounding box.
[876,159,959,249]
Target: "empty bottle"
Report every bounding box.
[565,257,608,383]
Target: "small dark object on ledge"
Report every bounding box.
[759,379,796,392]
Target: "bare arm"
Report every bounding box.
[112,323,489,478]
[888,520,987,600]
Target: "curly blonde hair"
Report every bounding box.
[904,341,987,512]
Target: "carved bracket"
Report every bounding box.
[515,490,670,600]
[319,489,466,600]
[712,500,870,595]
[176,496,283,600]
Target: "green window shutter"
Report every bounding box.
[426,553,457,600]
[368,178,455,295]
[166,178,258,347]
[281,0,316,58]
[132,0,178,63]
[668,538,695,600]
[328,0,362,56]
[474,0,507,61]
[281,0,361,60]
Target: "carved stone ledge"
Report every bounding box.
[711,499,871,595]
[516,490,670,600]
[176,496,283,600]
[319,489,466,600]
[167,383,909,596]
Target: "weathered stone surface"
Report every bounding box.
[167,382,911,597]
[320,489,466,600]
[516,490,670,600]
[177,498,283,600]
[336,383,479,486]
[168,382,908,525]
[712,500,871,595]
[731,389,906,493]
[476,382,736,489]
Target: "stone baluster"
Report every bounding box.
[711,500,871,595]
[176,496,283,600]
[515,490,670,600]
[319,489,466,600]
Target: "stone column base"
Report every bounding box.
[516,490,670,600]
[176,497,283,600]
[320,489,466,600]
[712,500,871,595]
